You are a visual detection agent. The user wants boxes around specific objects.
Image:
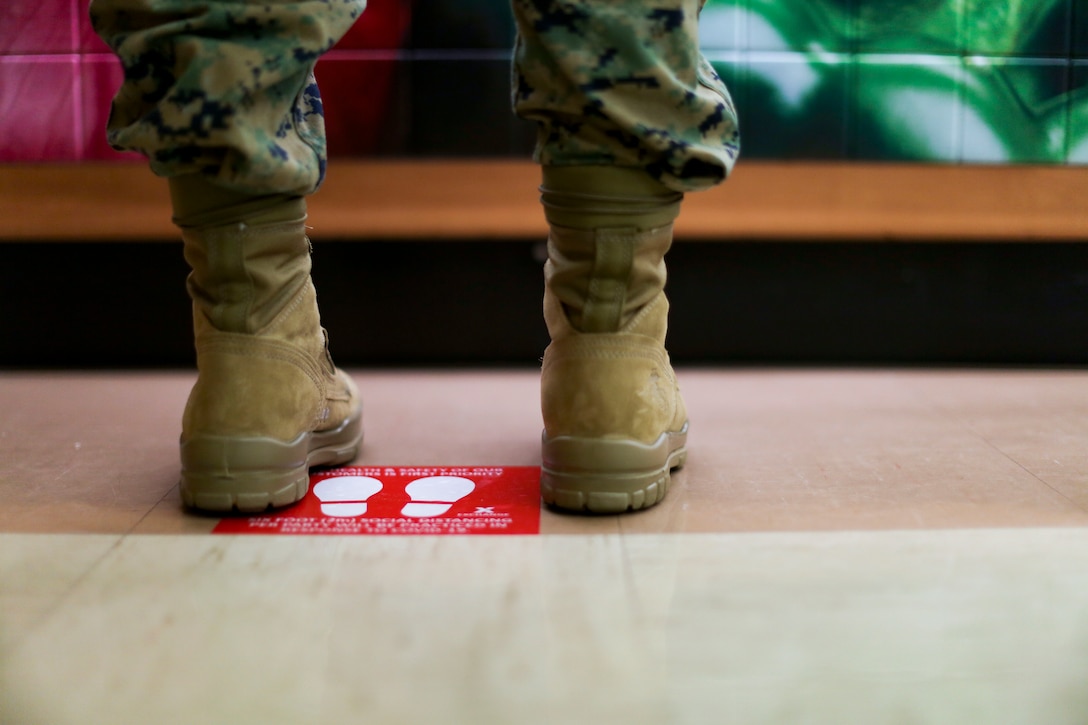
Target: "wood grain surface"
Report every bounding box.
[3,161,1085,241]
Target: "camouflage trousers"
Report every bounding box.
[90,0,739,196]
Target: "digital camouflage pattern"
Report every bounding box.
[90,0,366,195]
[512,0,740,191]
[91,0,739,195]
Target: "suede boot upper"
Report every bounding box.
[541,222,687,445]
[180,215,356,444]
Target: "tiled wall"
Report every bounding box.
[0,0,411,162]
[0,0,525,163]
[319,0,533,158]
[704,0,1088,163]
[0,0,130,161]
[3,0,1087,164]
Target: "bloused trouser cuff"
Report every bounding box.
[92,0,738,196]
[511,0,740,193]
[89,0,366,196]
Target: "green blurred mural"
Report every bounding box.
[699,0,1086,163]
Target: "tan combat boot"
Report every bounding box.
[178,205,362,512]
[539,167,688,513]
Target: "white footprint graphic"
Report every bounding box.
[401,476,476,517]
[313,476,383,517]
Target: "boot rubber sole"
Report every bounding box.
[540,423,688,514]
[179,408,363,513]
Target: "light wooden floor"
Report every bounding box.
[3,368,1088,723]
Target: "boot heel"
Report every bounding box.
[180,433,313,512]
[541,429,687,513]
[180,406,362,513]
[181,468,310,513]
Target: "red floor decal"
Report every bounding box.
[213,466,541,535]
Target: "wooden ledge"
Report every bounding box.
[2,160,1086,242]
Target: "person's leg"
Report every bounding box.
[91,0,366,512]
[511,0,739,512]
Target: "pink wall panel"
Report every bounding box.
[1,0,414,162]
[79,5,112,53]
[0,58,80,161]
[0,0,78,55]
